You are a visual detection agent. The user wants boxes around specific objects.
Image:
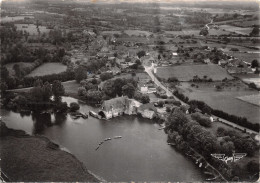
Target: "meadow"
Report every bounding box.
[178,82,260,124]
[26,63,67,77]
[156,64,233,81]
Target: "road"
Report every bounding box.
[144,65,173,97]
[143,65,259,137]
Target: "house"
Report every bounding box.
[204,58,210,64]
[218,59,227,66]
[137,103,157,119]
[140,84,148,94]
[98,96,141,119]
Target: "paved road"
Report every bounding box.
[144,65,173,97]
[144,65,259,137]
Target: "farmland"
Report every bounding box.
[219,25,253,35]
[237,94,260,107]
[177,82,260,124]
[124,30,153,36]
[26,63,67,77]
[156,64,233,81]
[15,24,51,35]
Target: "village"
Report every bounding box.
[0,0,259,182]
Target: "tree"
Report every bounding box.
[75,66,87,83]
[247,161,259,174]
[251,59,259,68]
[70,102,80,112]
[137,50,146,58]
[85,90,103,104]
[100,72,113,81]
[250,27,259,36]
[141,95,150,104]
[199,27,208,36]
[52,80,65,102]
[78,86,87,96]
[42,82,52,101]
[122,83,135,98]
[0,82,8,96]
[13,64,22,78]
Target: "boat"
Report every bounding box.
[89,111,99,118]
[104,138,112,141]
[71,116,80,120]
[167,143,176,146]
[99,141,104,145]
[114,136,122,139]
[82,113,88,119]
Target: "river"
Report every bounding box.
[1,97,205,181]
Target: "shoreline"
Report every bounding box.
[0,121,104,182]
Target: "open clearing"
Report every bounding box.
[178,82,260,124]
[156,64,232,81]
[26,63,67,77]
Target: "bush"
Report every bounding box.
[191,113,212,127]
[100,72,113,81]
[70,102,80,112]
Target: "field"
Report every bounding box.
[219,25,253,35]
[5,62,35,76]
[178,82,260,124]
[228,52,260,63]
[26,63,67,77]
[165,30,200,36]
[15,24,51,35]
[124,30,152,37]
[156,64,233,81]
[1,16,34,22]
[237,94,260,107]
[101,31,122,35]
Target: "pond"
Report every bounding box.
[1,97,205,181]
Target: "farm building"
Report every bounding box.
[99,96,141,119]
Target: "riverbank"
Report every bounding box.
[0,121,102,182]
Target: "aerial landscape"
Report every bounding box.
[0,0,259,182]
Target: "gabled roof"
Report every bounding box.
[101,96,127,111]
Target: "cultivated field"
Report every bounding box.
[219,25,253,35]
[237,94,260,107]
[124,30,153,37]
[156,64,233,81]
[26,63,67,77]
[15,24,51,35]
[178,82,260,124]
[165,30,200,36]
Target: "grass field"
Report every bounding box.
[156,64,233,81]
[178,82,260,124]
[26,63,67,77]
[5,62,35,76]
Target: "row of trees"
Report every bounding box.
[173,90,259,132]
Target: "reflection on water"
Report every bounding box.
[1,97,205,181]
